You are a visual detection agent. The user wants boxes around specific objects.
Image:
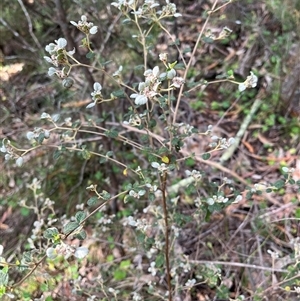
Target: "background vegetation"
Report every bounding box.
[0,0,299,300]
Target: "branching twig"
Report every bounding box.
[0,17,36,52]
[172,0,220,124]
[189,259,288,273]
[17,0,42,50]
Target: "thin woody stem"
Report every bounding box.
[161,172,172,301]
[172,0,220,124]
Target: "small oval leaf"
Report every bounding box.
[202,153,211,160]
[63,221,79,235]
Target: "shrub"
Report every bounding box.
[1,1,299,300]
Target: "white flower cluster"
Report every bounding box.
[151,161,169,174]
[185,278,196,289]
[44,38,74,61]
[108,287,120,296]
[130,65,184,105]
[130,66,161,105]
[70,15,98,35]
[209,135,235,149]
[143,204,163,216]
[267,249,279,259]
[170,255,192,277]
[124,216,152,232]
[111,0,181,18]
[123,113,145,126]
[291,238,300,259]
[146,238,165,258]
[97,213,115,232]
[30,219,44,240]
[282,166,295,173]
[179,258,191,273]
[194,197,202,208]
[158,0,182,18]
[148,261,157,276]
[1,139,23,166]
[26,127,50,142]
[111,0,134,10]
[145,183,158,192]
[132,292,142,301]
[207,195,229,205]
[204,27,232,41]
[180,123,196,135]
[238,71,258,92]
[98,214,114,225]
[251,183,268,193]
[129,189,146,199]
[46,243,88,260]
[86,82,103,108]
[171,225,180,238]
[44,38,75,79]
[185,169,202,183]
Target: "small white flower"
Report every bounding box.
[148,261,157,276]
[126,216,137,227]
[185,169,202,181]
[0,144,7,153]
[74,246,89,259]
[151,162,160,168]
[67,48,76,56]
[52,114,60,122]
[70,15,98,35]
[86,102,96,109]
[132,292,142,301]
[41,112,51,119]
[87,82,103,108]
[129,189,146,199]
[56,38,67,48]
[238,83,246,92]
[93,82,102,92]
[44,56,53,64]
[144,66,160,80]
[46,247,58,259]
[111,0,134,10]
[267,249,279,259]
[185,278,196,289]
[167,68,176,79]
[89,26,98,34]
[16,157,24,167]
[48,67,57,77]
[130,93,148,105]
[146,183,158,192]
[281,166,289,173]
[233,195,243,203]
[113,65,123,77]
[174,13,182,17]
[45,38,67,55]
[5,153,12,161]
[171,76,184,88]
[228,137,235,145]
[159,53,168,62]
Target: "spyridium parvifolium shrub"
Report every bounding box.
[1,1,299,300]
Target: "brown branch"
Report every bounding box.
[160,172,172,301]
